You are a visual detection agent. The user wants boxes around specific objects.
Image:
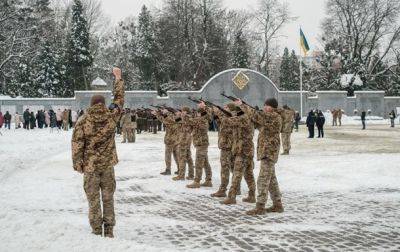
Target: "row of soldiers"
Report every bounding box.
[152,97,295,215]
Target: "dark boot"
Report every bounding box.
[92,227,102,236]
[186,175,194,180]
[242,190,256,203]
[246,203,266,216]
[104,225,114,238]
[266,200,284,213]
[211,189,226,198]
[160,169,171,175]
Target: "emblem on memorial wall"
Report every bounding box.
[232,71,250,90]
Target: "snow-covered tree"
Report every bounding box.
[66,0,93,91]
[232,30,250,68]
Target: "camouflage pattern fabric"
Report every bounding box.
[120,113,135,143]
[256,159,281,204]
[183,112,209,147]
[156,113,179,146]
[227,156,255,198]
[219,149,235,191]
[84,166,116,229]
[279,108,295,134]
[193,145,212,183]
[178,145,194,178]
[165,144,180,171]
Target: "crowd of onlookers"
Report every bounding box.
[0,109,84,131]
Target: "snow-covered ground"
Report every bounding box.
[0,124,399,251]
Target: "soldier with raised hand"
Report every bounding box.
[246,98,283,216]
[173,107,195,181]
[153,109,180,175]
[280,105,295,155]
[71,67,124,238]
[211,103,236,198]
[220,102,256,205]
[186,101,213,189]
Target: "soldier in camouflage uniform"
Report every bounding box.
[71,67,124,237]
[246,98,284,215]
[186,102,212,188]
[154,110,180,175]
[120,108,135,143]
[211,103,236,198]
[280,105,295,155]
[220,104,256,205]
[173,107,194,181]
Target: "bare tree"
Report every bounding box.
[253,0,294,76]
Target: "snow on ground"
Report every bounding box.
[0,124,399,251]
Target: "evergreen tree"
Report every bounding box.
[8,60,40,97]
[232,30,250,68]
[66,0,93,91]
[135,5,156,89]
[288,50,300,90]
[279,48,291,90]
[36,42,63,97]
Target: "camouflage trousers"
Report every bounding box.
[281,133,292,152]
[256,158,281,204]
[178,144,194,177]
[194,145,212,183]
[122,127,135,143]
[84,166,116,230]
[165,144,179,171]
[227,156,256,199]
[219,149,234,191]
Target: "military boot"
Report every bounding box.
[92,227,102,236]
[186,175,194,180]
[200,180,213,187]
[186,181,200,189]
[211,189,226,198]
[266,200,284,213]
[220,197,236,205]
[242,190,256,203]
[160,169,171,175]
[174,170,179,175]
[281,151,289,155]
[172,175,185,181]
[104,225,114,238]
[246,203,266,216]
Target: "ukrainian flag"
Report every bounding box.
[300,28,310,55]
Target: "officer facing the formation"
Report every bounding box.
[185,102,213,188]
[120,108,136,143]
[154,109,180,175]
[71,67,124,237]
[245,98,283,215]
[280,105,295,155]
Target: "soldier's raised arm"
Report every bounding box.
[110,67,125,122]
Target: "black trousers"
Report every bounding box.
[317,126,324,138]
[308,126,314,138]
[362,120,366,129]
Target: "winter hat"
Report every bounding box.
[90,95,106,106]
[264,98,278,109]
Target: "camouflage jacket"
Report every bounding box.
[279,108,295,133]
[71,79,125,173]
[214,109,234,150]
[176,114,193,148]
[183,111,209,147]
[225,110,254,158]
[156,113,179,146]
[253,109,282,162]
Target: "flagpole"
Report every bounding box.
[299,28,303,118]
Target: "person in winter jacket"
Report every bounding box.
[306,110,316,138]
[15,112,21,129]
[389,110,396,128]
[29,112,36,129]
[49,110,57,132]
[71,110,78,127]
[316,110,325,138]
[45,110,50,127]
[294,111,301,132]
[3,111,11,129]
[361,111,366,130]
[23,109,30,130]
[56,109,62,129]
[0,112,3,128]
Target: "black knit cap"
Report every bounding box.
[264,98,278,109]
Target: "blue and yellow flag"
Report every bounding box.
[300,28,310,55]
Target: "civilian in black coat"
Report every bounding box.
[306,110,316,138]
[316,111,326,138]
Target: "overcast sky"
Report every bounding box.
[100,0,327,55]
